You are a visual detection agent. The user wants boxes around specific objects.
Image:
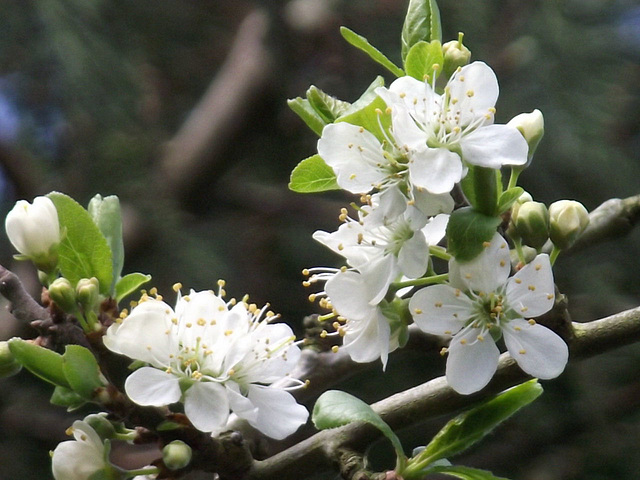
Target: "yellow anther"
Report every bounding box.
[460,339,467,345]
[528,285,536,291]
[320,330,328,338]
[440,347,448,356]
[197,318,206,326]
[224,330,234,336]
[172,282,182,292]
[302,281,311,287]
[519,349,526,355]
[547,293,554,300]
[302,268,310,276]
[444,330,452,335]
[500,260,506,267]
[331,345,339,353]
[217,279,226,287]
[435,302,443,308]
[466,90,474,97]
[414,308,423,315]
[477,335,484,341]
[528,319,536,325]
[515,278,522,284]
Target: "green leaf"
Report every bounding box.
[340,27,405,77]
[418,380,542,465]
[115,272,152,303]
[497,187,525,214]
[404,40,444,81]
[313,390,405,461]
[306,86,351,123]
[88,194,124,295]
[50,385,88,412]
[48,192,113,295]
[336,76,391,142]
[289,154,340,193]
[401,0,443,63]
[62,345,106,400]
[446,207,502,262]
[427,465,511,480]
[8,338,70,388]
[287,97,327,136]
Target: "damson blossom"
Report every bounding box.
[103,288,308,440]
[409,234,568,394]
[317,120,455,215]
[375,62,529,194]
[312,189,449,304]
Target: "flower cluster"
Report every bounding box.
[104,286,309,439]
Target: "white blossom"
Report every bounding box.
[103,288,308,439]
[375,62,528,195]
[5,196,60,263]
[51,420,112,480]
[409,234,568,394]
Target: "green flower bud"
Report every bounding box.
[49,278,77,312]
[549,200,589,250]
[162,440,192,471]
[76,277,100,310]
[442,33,472,78]
[83,413,117,440]
[507,109,544,163]
[514,201,549,250]
[0,341,22,378]
[506,191,533,239]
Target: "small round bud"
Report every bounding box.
[48,278,77,312]
[162,440,192,471]
[83,413,117,440]
[514,201,549,250]
[549,200,589,250]
[0,341,22,378]
[76,277,100,310]
[506,191,533,239]
[507,109,544,163]
[442,33,471,78]
[5,196,60,273]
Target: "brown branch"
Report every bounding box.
[246,305,640,480]
[159,9,274,199]
[0,264,50,325]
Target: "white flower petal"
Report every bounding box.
[506,254,555,318]
[421,213,449,246]
[408,147,463,194]
[325,271,377,320]
[52,435,104,480]
[246,385,309,439]
[503,318,568,379]
[184,381,230,433]
[446,325,500,395]
[124,367,182,406]
[317,122,389,193]
[359,255,398,305]
[449,233,510,293]
[226,382,259,422]
[460,124,528,168]
[103,299,174,367]
[383,76,440,128]
[389,103,431,151]
[398,231,429,279]
[412,188,455,216]
[343,312,392,367]
[447,62,499,126]
[409,284,473,335]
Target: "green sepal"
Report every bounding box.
[62,345,106,400]
[115,272,152,303]
[88,194,125,295]
[401,0,443,63]
[8,338,70,388]
[47,192,113,295]
[313,390,406,464]
[446,207,501,262]
[289,154,340,193]
[287,97,327,136]
[404,40,444,81]
[425,465,511,480]
[380,298,411,349]
[50,385,88,412]
[462,166,499,216]
[340,27,405,77]
[414,380,542,467]
[157,420,186,432]
[306,86,351,123]
[497,187,525,215]
[336,76,391,142]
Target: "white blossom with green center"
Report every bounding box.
[409,234,568,394]
[103,289,308,439]
[375,61,529,195]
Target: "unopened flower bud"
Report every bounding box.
[0,341,22,378]
[162,440,192,471]
[442,33,471,78]
[549,200,589,250]
[48,278,77,312]
[514,201,549,250]
[83,413,117,440]
[506,191,533,239]
[76,277,100,310]
[5,196,60,273]
[507,110,544,162]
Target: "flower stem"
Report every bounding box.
[392,274,448,290]
[125,466,160,478]
[549,245,561,265]
[429,245,451,261]
[508,167,522,190]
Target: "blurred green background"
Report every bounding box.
[1,0,639,478]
